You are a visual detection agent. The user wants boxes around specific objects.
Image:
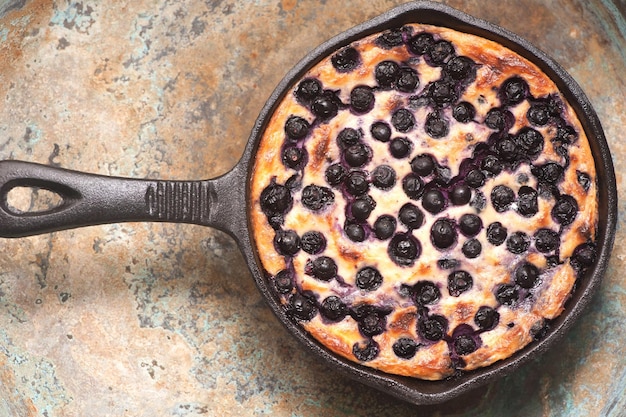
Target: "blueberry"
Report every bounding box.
[542,94,564,116]
[495,284,519,306]
[445,56,475,81]
[393,338,420,359]
[285,174,302,192]
[389,137,412,158]
[273,269,294,294]
[454,334,478,355]
[485,108,511,131]
[376,28,405,49]
[517,173,529,184]
[352,339,380,361]
[517,186,538,217]
[282,146,306,169]
[300,231,326,254]
[391,108,416,132]
[351,195,376,221]
[273,229,301,256]
[437,164,454,183]
[260,183,292,216]
[422,189,446,214]
[311,90,340,120]
[350,85,375,113]
[425,112,449,138]
[527,102,551,126]
[331,46,360,72]
[356,266,383,291]
[307,256,337,281]
[418,315,448,341]
[429,80,458,107]
[495,136,519,162]
[345,142,371,167]
[320,296,348,322]
[486,222,508,246]
[287,293,318,321]
[284,115,310,140]
[506,231,530,254]
[481,155,503,177]
[266,214,285,230]
[371,165,396,190]
[474,306,499,330]
[402,173,425,199]
[577,171,592,192]
[397,67,420,92]
[344,222,366,242]
[410,154,435,177]
[370,121,392,142]
[325,163,346,186]
[301,185,334,211]
[437,258,460,270]
[515,127,544,158]
[295,78,322,104]
[399,202,424,229]
[426,40,454,66]
[451,184,472,206]
[571,242,597,271]
[453,101,476,123]
[337,127,362,149]
[530,320,551,341]
[532,162,564,184]
[491,185,515,212]
[407,32,434,55]
[552,195,578,225]
[533,228,560,253]
[388,233,421,266]
[448,270,473,296]
[499,77,528,106]
[286,171,303,190]
[285,175,302,190]
[345,170,369,196]
[431,218,457,250]
[546,255,561,268]
[546,95,565,115]
[352,304,388,337]
[374,215,397,240]
[556,123,578,144]
[462,239,482,259]
[413,281,441,306]
[470,190,487,211]
[465,169,486,188]
[459,213,482,237]
[375,60,400,88]
[515,262,541,289]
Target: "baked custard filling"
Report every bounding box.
[250,24,598,380]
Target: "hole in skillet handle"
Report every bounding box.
[4,184,70,215]
[242,0,617,406]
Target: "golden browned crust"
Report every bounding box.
[249,24,597,380]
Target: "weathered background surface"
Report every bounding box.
[0,0,624,416]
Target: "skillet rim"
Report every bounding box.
[232,0,617,405]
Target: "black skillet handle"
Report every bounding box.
[0,160,246,238]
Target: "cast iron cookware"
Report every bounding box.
[0,1,616,406]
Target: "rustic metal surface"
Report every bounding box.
[0,0,624,416]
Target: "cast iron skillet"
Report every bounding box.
[0,1,617,406]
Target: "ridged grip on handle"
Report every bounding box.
[0,160,244,238]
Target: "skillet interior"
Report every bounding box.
[237,1,617,405]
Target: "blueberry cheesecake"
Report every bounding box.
[249,24,598,380]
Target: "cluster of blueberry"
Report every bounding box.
[258,26,598,365]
